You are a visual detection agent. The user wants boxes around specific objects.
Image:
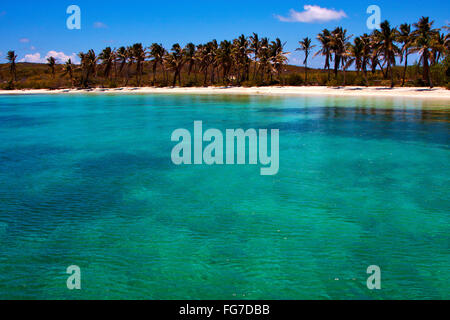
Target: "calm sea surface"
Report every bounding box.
[0,93,448,299]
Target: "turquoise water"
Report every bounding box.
[0,93,449,300]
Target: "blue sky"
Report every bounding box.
[0,1,448,67]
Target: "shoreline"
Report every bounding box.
[1,86,450,100]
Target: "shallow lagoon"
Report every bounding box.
[0,94,448,299]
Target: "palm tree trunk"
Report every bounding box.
[70,72,74,88]
[334,55,340,77]
[125,65,130,87]
[326,56,331,81]
[379,62,387,79]
[188,62,193,77]
[211,66,215,84]
[343,67,346,86]
[253,60,258,80]
[85,69,91,88]
[136,65,140,87]
[305,61,308,84]
[363,67,368,87]
[260,66,265,83]
[203,67,208,86]
[172,71,177,87]
[152,62,157,86]
[390,64,394,88]
[402,54,408,87]
[423,50,433,88]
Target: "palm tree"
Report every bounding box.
[250,33,260,80]
[183,43,197,79]
[412,17,439,87]
[7,51,18,82]
[196,44,212,86]
[99,47,115,81]
[398,24,412,86]
[132,43,146,86]
[217,40,233,84]
[124,46,134,86]
[166,44,185,87]
[369,31,383,76]
[352,37,364,75]
[330,27,352,78]
[444,25,450,53]
[360,34,372,86]
[270,38,289,84]
[341,42,355,86]
[233,35,251,83]
[297,37,316,83]
[47,56,56,79]
[315,29,333,81]
[430,32,445,65]
[209,40,219,84]
[116,46,128,85]
[257,37,270,82]
[62,59,75,87]
[149,43,166,85]
[78,49,97,88]
[375,20,400,87]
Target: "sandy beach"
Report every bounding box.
[1,86,450,100]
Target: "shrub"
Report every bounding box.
[413,78,426,87]
[106,80,118,88]
[352,75,367,86]
[326,79,339,87]
[3,80,15,90]
[183,80,197,87]
[285,74,304,86]
[316,74,329,86]
[241,80,256,87]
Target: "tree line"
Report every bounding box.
[3,16,449,89]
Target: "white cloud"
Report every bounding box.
[276,5,347,23]
[19,51,79,64]
[19,38,30,43]
[45,51,78,64]
[20,53,44,63]
[93,22,108,29]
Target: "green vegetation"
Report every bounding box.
[1,16,449,90]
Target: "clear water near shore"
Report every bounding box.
[0,94,449,299]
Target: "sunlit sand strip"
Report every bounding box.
[1,86,450,100]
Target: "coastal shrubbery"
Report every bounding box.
[285,74,304,86]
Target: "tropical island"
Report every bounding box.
[1,17,449,92]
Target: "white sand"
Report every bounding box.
[1,86,450,100]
